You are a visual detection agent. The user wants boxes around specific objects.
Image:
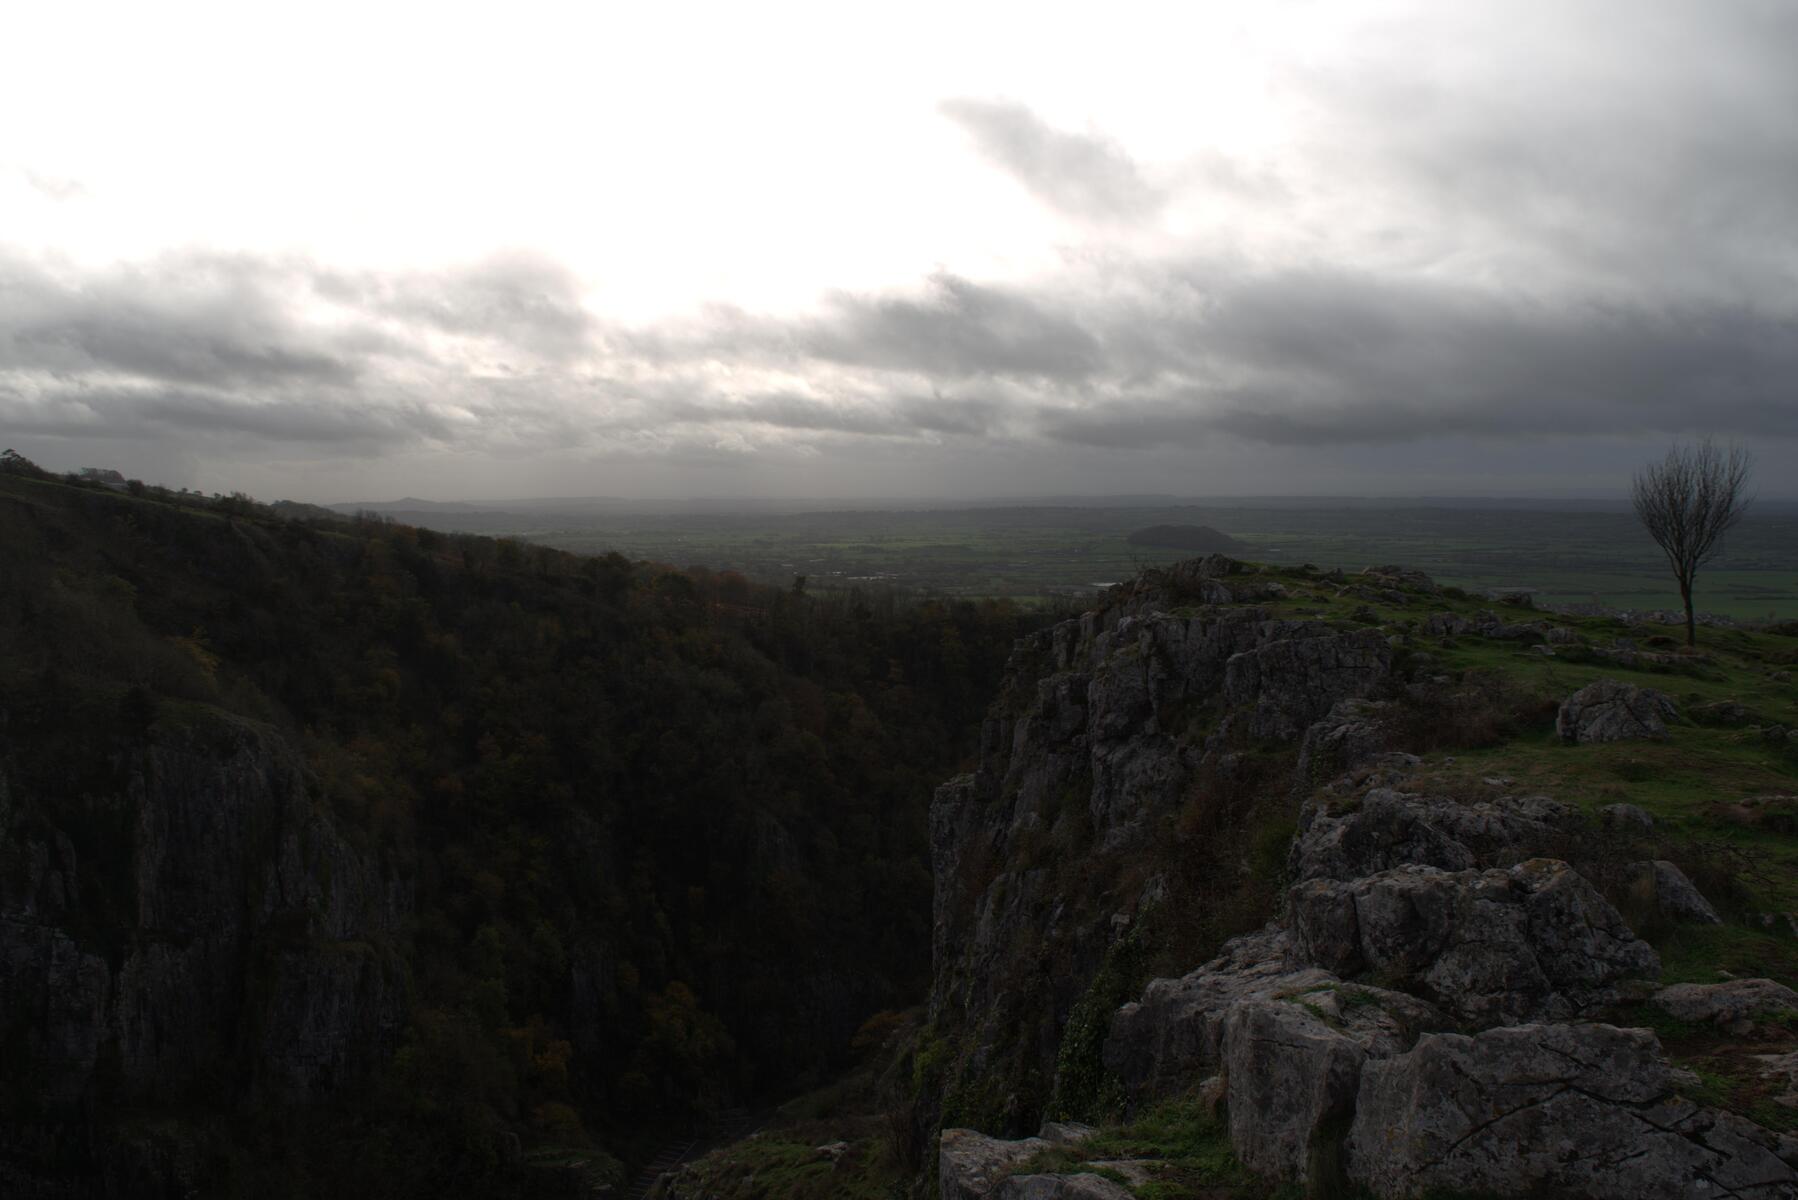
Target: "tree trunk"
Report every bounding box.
[1680,579,1696,647]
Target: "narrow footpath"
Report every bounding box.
[623,1107,762,1200]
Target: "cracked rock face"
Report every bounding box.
[1290,786,1580,884]
[1346,1023,1798,1199]
[0,716,409,1183]
[940,1129,1056,1200]
[1556,679,1680,744]
[1104,928,1324,1098]
[1288,858,1660,1024]
[1220,626,1393,742]
[1103,928,1446,1104]
[1294,699,1394,787]
[1223,1000,1365,1186]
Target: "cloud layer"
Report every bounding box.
[4,1,1796,499]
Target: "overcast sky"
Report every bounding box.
[3,0,1795,502]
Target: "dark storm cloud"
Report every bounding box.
[939,98,1163,221]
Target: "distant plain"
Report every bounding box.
[345,500,1798,620]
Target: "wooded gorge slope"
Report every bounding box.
[0,469,1037,1197]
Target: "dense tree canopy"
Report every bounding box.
[0,471,1041,1195]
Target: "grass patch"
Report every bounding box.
[1009,1099,1275,1197]
[660,1128,898,1200]
[1656,924,1798,988]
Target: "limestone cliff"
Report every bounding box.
[0,713,407,1195]
[926,556,1392,1132]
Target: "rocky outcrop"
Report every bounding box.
[1289,858,1659,1023]
[1361,565,1436,593]
[930,559,1795,1199]
[1293,698,1392,785]
[1422,610,1545,641]
[1290,786,1579,883]
[1556,678,1680,743]
[1095,767,1779,1195]
[1220,626,1392,741]
[1652,979,1798,1034]
[1347,1023,1797,1199]
[1622,859,1723,925]
[1103,928,1444,1102]
[940,1129,1057,1200]
[929,567,1393,1129]
[1600,801,1656,835]
[939,1123,1137,1200]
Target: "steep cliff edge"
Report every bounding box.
[931,559,1798,1198]
[1,712,407,1194]
[926,556,1393,1132]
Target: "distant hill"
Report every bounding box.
[1126,523,1248,553]
[267,498,341,521]
[328,496,481,513]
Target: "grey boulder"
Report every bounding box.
[995,1175,1134,1200]
[940,1129,1052,1200]
[1652,979,1798,1035]
[1289,858,1659,1023]
[1623,860,1723,925]
[1557,679,1680,744]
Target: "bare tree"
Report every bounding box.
[1631,438,1753,646]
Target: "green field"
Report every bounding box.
[392,503,1798,620]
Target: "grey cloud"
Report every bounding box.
[1036,265,1798,448]
[8,240,1797,471]
[11,0,1798,497]
[18,314,358,389]
[356,254,598,361]
[641,388,997,440]
[1,250,365,388]
[0,249,610,458]
[632,275,1102,384]
[807,274,1102,381]
[939,98,1162,221]
[1284,2,1798,303]
[1,384,446,452]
